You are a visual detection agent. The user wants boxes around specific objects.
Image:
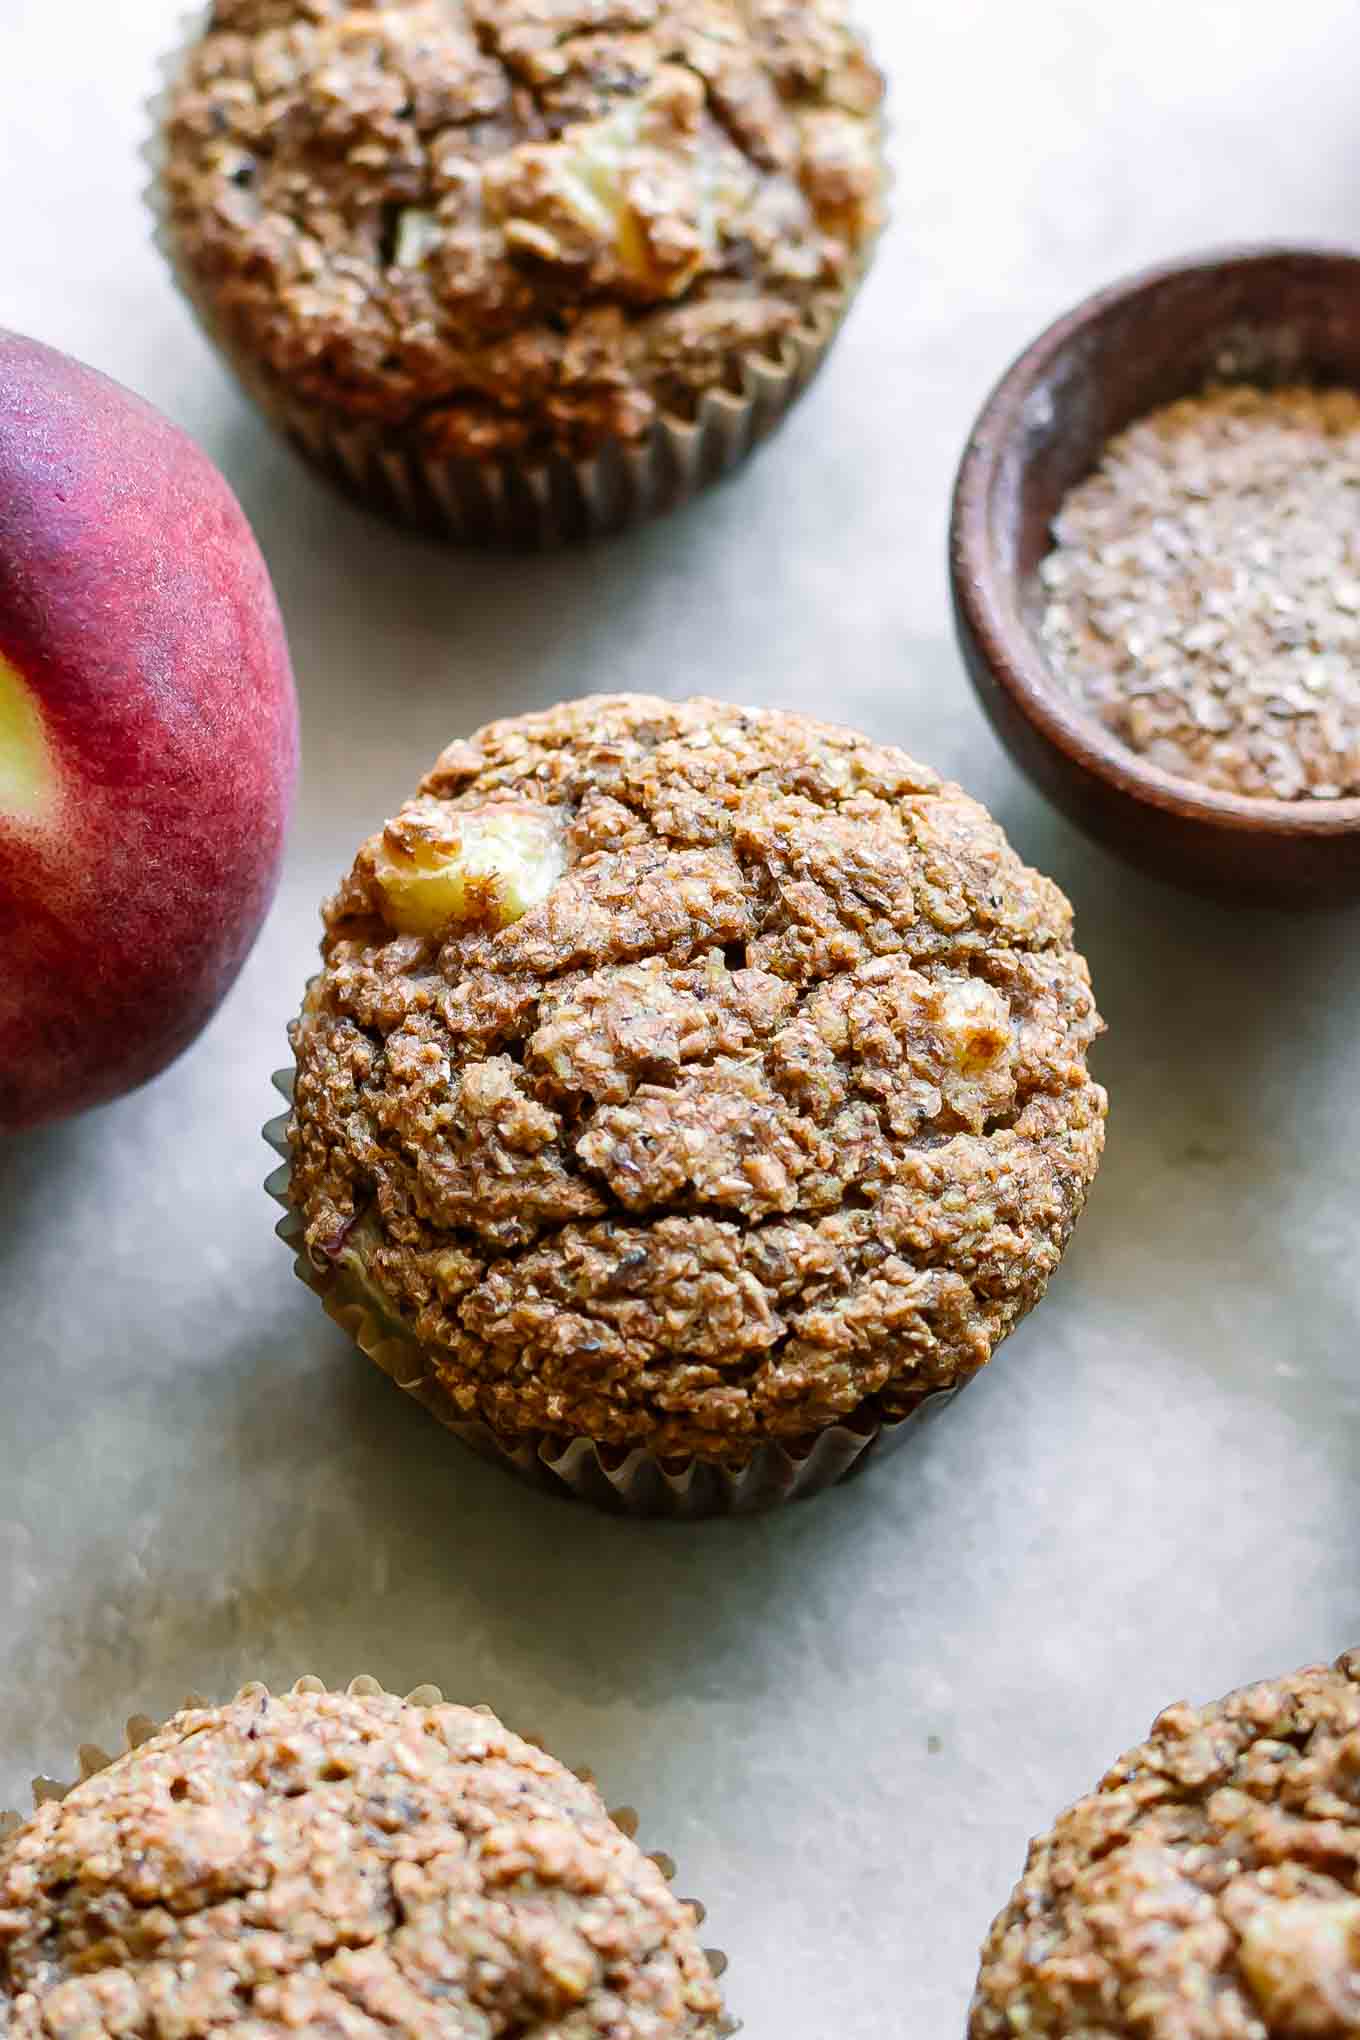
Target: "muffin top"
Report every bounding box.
[0,1684,724,2039]
[160,0,885,459]
[971,1652,1360,2039]
[287,696,1105,1458]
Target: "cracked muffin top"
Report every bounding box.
[0,1685,724,2039]
[286,697,1106,1459]
[158,0,885,460]
[971,1653,1360,2040]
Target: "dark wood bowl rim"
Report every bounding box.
[951,242,1360,841]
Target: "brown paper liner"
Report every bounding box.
[3,1675,735,2033]
[145,13,877,550]
[265,1067,967,1520]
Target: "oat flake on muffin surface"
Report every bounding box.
[286,697,1106,1462]
[0,1685,724,2038]
[160,0,885,461]
[971,1652,1360,2040]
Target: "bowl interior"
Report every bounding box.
[967,247,1360,838]
[999,249,1360,592]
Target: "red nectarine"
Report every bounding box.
[0,331,298,1131]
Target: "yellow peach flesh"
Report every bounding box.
[375,809,567,938]
[506,87,715,297]
[940,981,1011,1076]
[0,652,56,822]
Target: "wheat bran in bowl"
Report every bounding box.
[273,695,1107,1517]
[950,247,1360,902]
[1041,384,1360,802]
[152,0,887,545]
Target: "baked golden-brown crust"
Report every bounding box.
[286,697,1106,1459]
[159,0,885,461]
[971,1653,1360,2040]
[0,1686,723,2038]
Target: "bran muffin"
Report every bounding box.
[154,0,887,544]
[970,1651,1360,2039]
[277,695,1106,1514]
[0,1680,727,2038]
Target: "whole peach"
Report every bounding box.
[0,331,298,1131]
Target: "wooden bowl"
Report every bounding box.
[950,245,1360,904]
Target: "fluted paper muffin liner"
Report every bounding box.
[146,14,877,550]
[2,1674,735,2032]
[265,1067,967,1520]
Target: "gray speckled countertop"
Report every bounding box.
[4,3,1360,2033]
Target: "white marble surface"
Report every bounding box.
[5,2,1360,2033]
